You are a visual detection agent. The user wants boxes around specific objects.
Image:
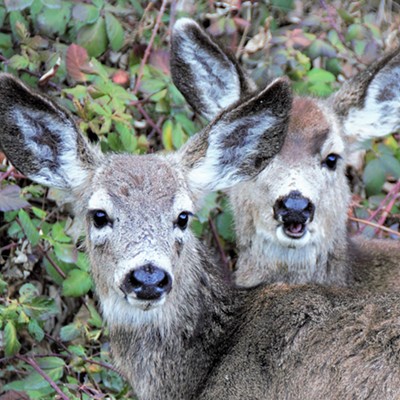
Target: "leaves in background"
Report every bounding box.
[0,185,30,211]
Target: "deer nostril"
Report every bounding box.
[273,191,315,224]
[122,264,172,301]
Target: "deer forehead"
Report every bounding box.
[281,97,344,161]
[88,154,193,218]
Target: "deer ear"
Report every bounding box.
[179,78,292,196]
[171,18,254,121]
[0,74,100,190]
[332,47,400,146]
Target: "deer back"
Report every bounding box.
[171,18,400,289]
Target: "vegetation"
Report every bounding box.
[0,0,399,398]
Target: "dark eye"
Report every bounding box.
[91,210,111,229]
[322,153,340,171]
[176,212,191,230]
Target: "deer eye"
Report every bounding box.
[175,211,191,230]
[91,210,112,229]
[322,153,341,171]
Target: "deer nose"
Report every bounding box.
[122,264,172,300]
[273,190,315,225]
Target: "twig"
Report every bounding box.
[319,0,346,43]
[45,334,119,373]
[137,104,163,137]
[349,216,400,237]
[236,4,252,58]
[0,55,62,91]
[132,0,169,94]
[0,166,16,182]
[148,115,165,140]
[357,179,400,234]
[17,355,69,400]
[0,242,18,254]
[40,246,67,279]
[208,217,229,269]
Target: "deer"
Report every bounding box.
[3,61,400,399]
[171,18,400,290]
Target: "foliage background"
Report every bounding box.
[0,0,399,398]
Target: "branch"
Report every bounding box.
[357,179,400,234]
[208,217,229,269]
[133,0,169,94]
[349,216,400,237]
[17,355,69,400]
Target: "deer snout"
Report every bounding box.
[273,191,315,239]
[121,264,172,301]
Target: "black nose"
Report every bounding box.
[273,190,315,225]
[121,264,172,300]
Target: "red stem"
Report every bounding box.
[133,0,169,94]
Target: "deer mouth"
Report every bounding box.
[283,222,306,239]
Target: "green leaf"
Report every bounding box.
[18,209,40,247]
[162,119,173,151]
[307,68,336,84]
[105,11,124,51]
[88,302,103,328]
[216,209,235,242]
[36,3,71,36]
[4,321,21,356]
[174,113,196,136]
[140,78,166,95]
[307,39,336,59]
[8,54,30,70]
[0,7,8,29]
[72,3,100,23]
[9,11,29,40]
[308,82,334,97]
[24,297,59,320]
[380,154,400,179]
[196,192,218,223]
[77,17,108,58]
[116,122,137,153]
[54,242,78,264]
[337,8,354,23]
[172,122,187,149]
[41,0,63,8]
[4,0,33,11]
[19,283,39,303]
[60,322,82,341]
[4,359,64,391]
[76,252,90,272]
[0,32,12,53]
[363,158,386,196]
[28,319,45,341]
[346,24,367,41]
[62,269,93,297]
[68,344,86,357]
[51,222,71,243]
[31,206,47,219]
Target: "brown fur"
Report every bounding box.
[2,71,400,400]
[171,18,400,290]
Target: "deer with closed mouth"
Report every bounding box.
[171,18,400,290]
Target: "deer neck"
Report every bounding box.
[108,242,243,400]
[235,227,351,287]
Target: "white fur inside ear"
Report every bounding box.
[13,107,89,189]
[175,18,241,120]
[343,65,400,147]
[188,113,275,193]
